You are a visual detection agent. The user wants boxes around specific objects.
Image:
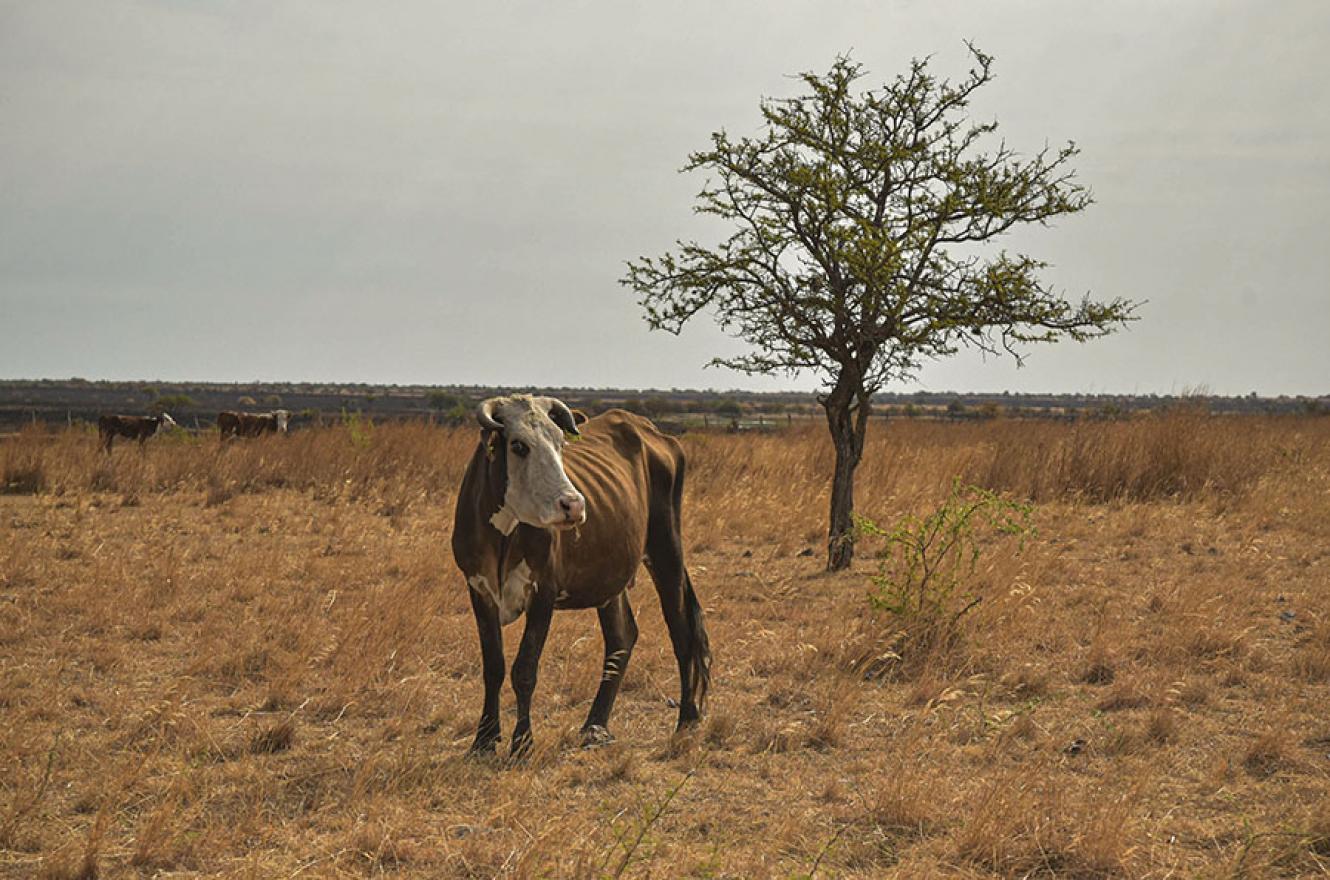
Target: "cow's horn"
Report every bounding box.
[544,398,580,436]
[476,398,504,432]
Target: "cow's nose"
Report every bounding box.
[559,493,586,522]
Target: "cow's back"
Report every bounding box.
[551,410,682,605]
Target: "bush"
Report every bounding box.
[857,482,1032,673]
[714,399,743,418]
[341,410,374,449]
[427,391,465,411]
[152,394,195,412]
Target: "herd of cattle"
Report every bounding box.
[92,395,710,754]
[96,409,289,451]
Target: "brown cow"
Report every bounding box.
[218,410,290,441]
[97,413,177,453]
[452,394,711,756]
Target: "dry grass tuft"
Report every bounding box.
[970,407,1278,502]
[1243,727,1298,779]
[249,718,296,754]
[955,775,1135,878]
[1292,616,1330,683]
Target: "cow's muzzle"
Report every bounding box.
[553,492,586,528]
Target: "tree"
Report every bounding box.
[151,394,194,413]
[427,390,464,411]
[623,47,1135,571]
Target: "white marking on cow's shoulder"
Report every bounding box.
[496,561,535,625]
[490,505,519,536]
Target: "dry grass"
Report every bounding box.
[2,411,1329,877]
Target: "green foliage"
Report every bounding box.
[713,398,744,418]
[857,482,1032,661]
[624,46,1135,390]
[340,409,374,449]
[152,394,194,412]
[426,390,464,411]
[624,45,1132,571]
[426,391,472,425]
[644,396,684,417]
[592,770,693,879]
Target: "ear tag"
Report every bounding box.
[564,431,581,443]
[485,435,498,461]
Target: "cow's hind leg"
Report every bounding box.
[509,588,555,758]
[467,589,505,755]
[645,521,711,730]
[581,590,638,747]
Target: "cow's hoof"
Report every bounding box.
[466,728,501,759]
[580,725,615,749]
[507,732,534,764]
[674,714,702,732]
[466,740,500,761]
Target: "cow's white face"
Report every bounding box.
[274,410,290,432]
[479,395,586,531]
[158,413,177,433]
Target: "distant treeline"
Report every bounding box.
[0,379,1326,433]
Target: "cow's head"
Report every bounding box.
[477,395,586,532]
[273,410,290,432]
[157,413,178,433]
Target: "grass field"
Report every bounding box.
[3,412,1329,878]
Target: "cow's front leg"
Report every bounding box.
[467,587,505,755]
[509,586,556,758]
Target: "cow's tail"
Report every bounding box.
[683,569,711,713]
[669,445,711,713]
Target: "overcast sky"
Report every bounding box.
[2,1,1327,395]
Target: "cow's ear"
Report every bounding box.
[571,409,588,426]
[544,399,580,436]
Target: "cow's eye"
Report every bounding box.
[510,440,529,458]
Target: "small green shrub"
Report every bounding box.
[341,409,374,449]
[857,481,1033,670]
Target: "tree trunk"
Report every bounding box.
[823,378,871,572]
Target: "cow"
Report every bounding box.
[97,413,177,453]
[218,410,290,441]
[452,394,711,757]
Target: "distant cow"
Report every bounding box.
[97,413,177,453]
[452,394,711,757]
[218,410,290,441]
